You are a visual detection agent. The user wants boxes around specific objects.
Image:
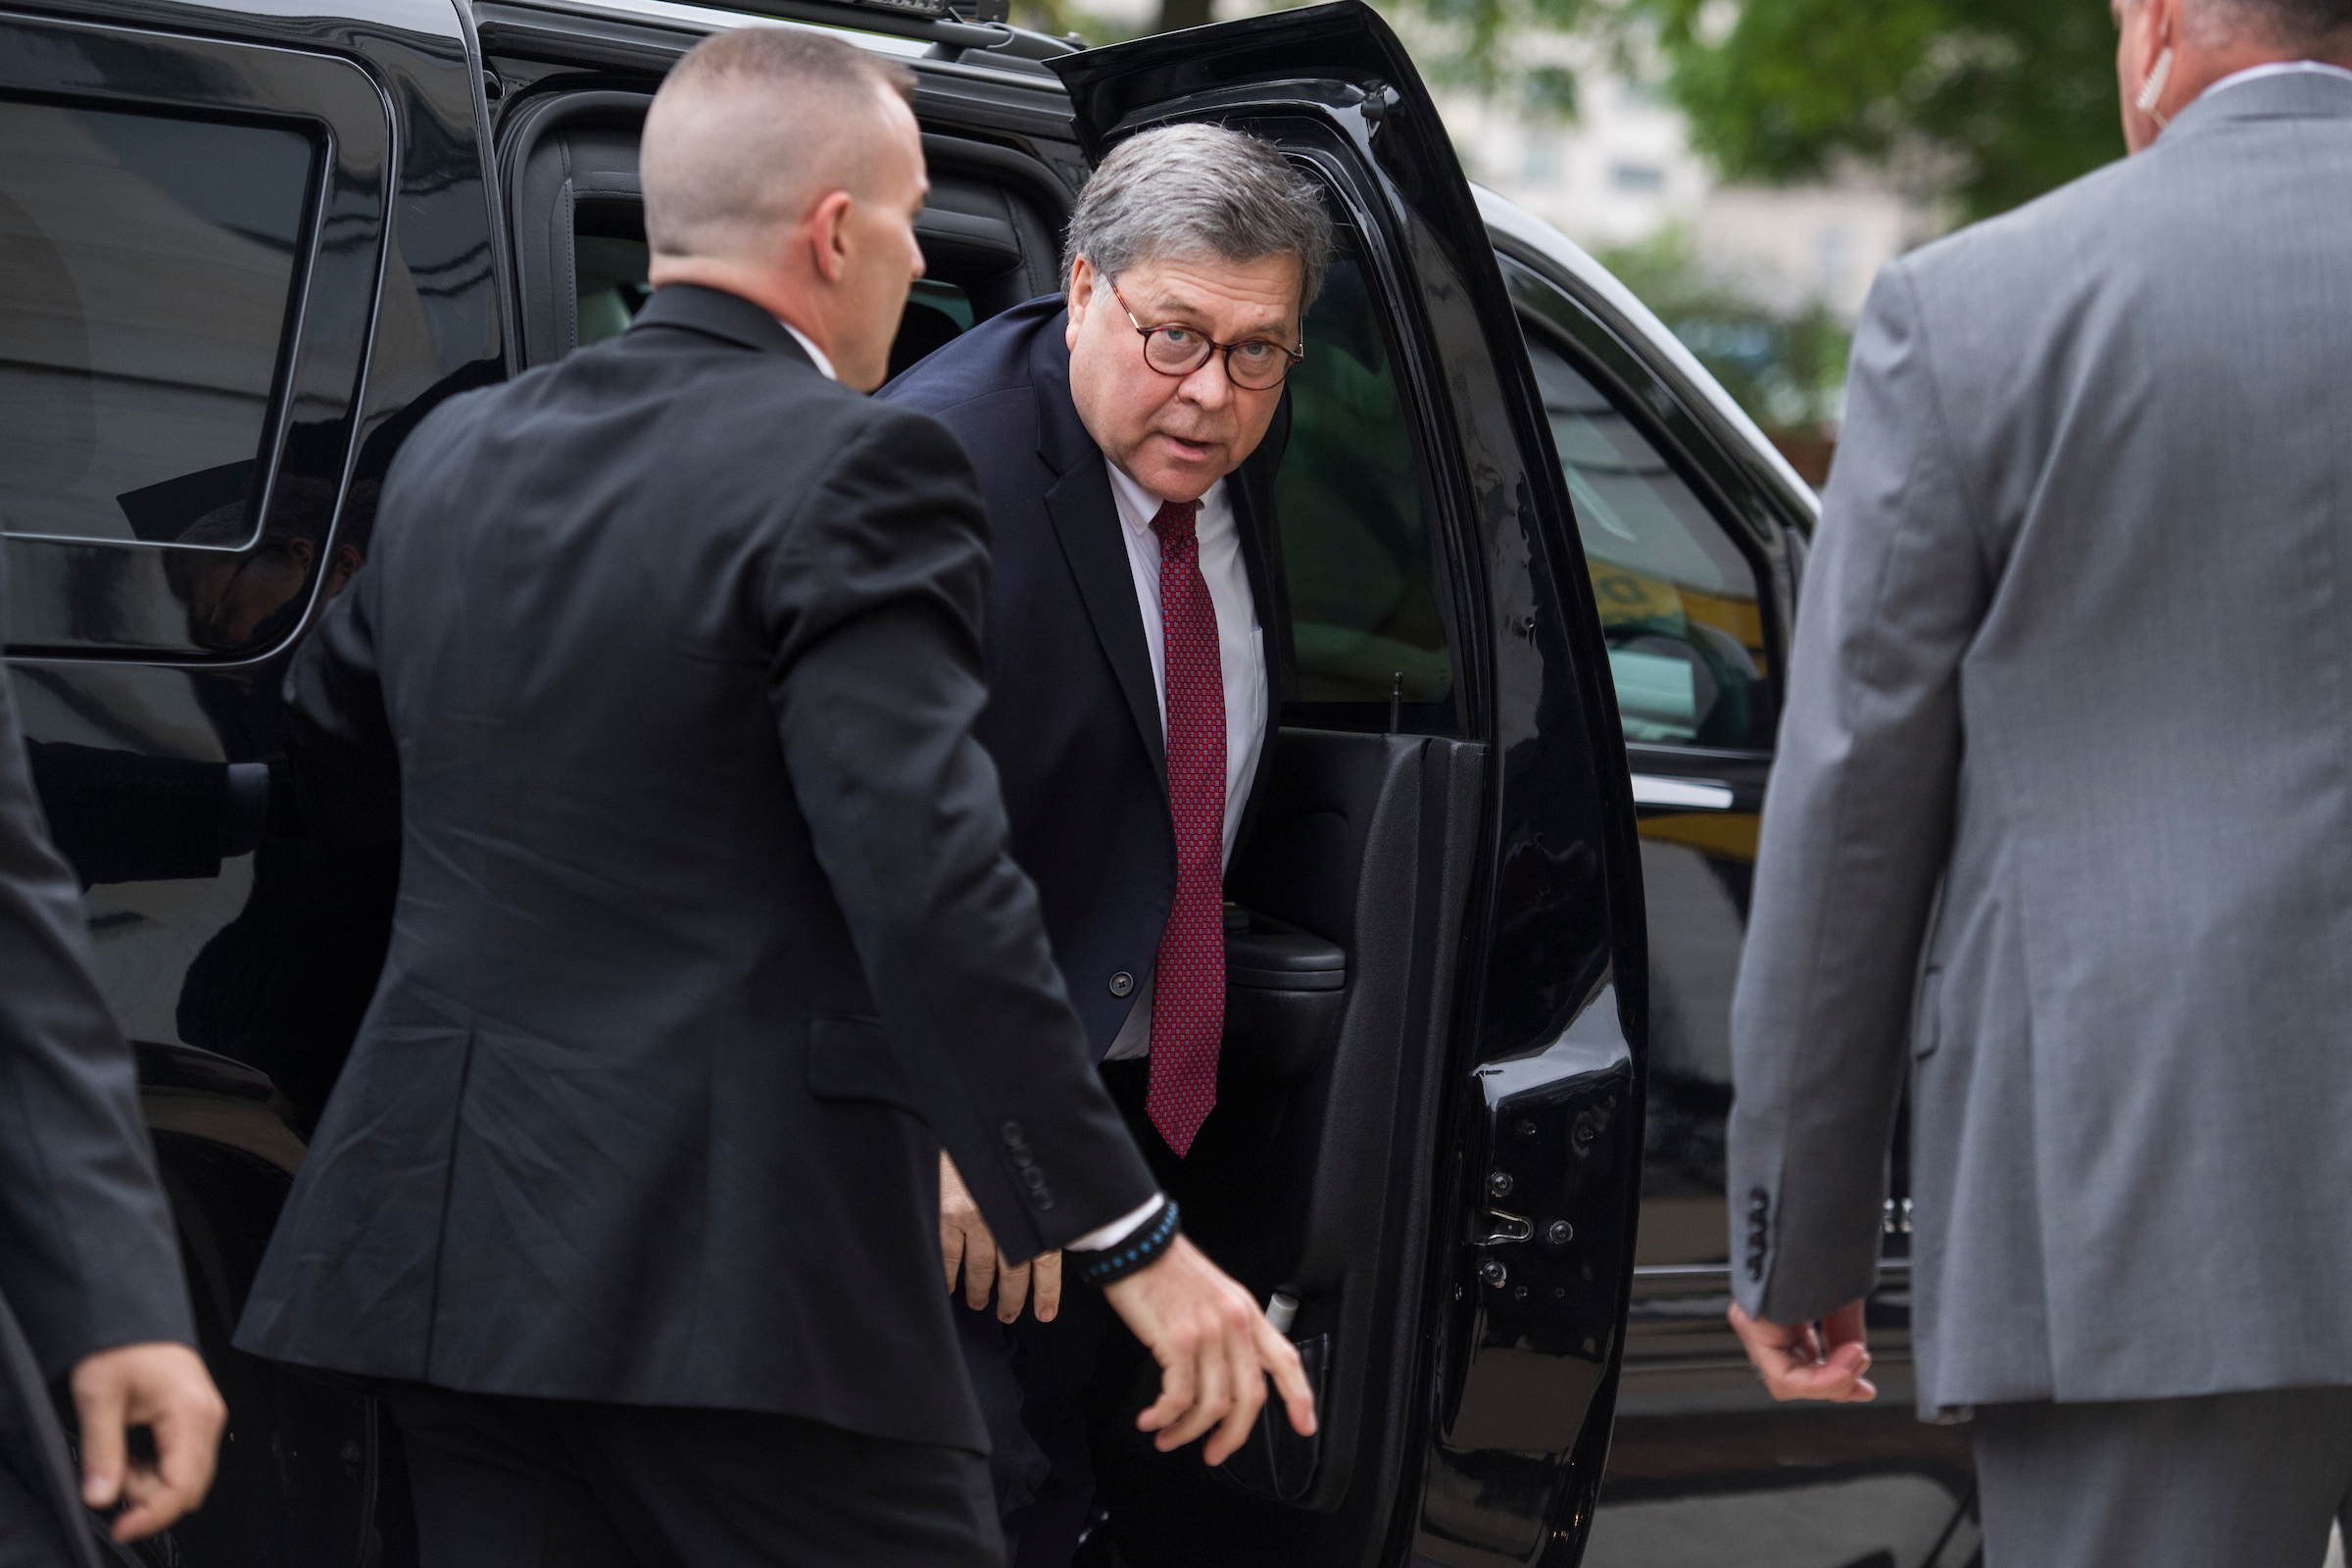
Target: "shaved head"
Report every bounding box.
[2196,0,2352,46]
[2119,0,2352,47]
[643,27,917,263]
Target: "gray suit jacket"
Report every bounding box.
[1729,71,2352,1415]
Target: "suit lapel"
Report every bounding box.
[1031,319,1169,790]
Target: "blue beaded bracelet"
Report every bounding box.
[1074,1199,1181,1289]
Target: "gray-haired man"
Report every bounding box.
[882,123,1331,1566]
[1725,0,2352,1561]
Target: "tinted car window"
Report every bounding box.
[571,207,980,378]
[0,99,315,547]
[1529,336,1767,750]
[1272,233,1451,719]
[575,232,651,348]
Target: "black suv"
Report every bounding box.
[0,0,1973,1562]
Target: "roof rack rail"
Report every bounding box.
[698,0,1028,49]
[477,0,1076,67]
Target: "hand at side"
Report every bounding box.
[1728,1299,1876,1402]
[939,1152,1062,1323]
[72,1341,227,1542]
[1102,1235,1316,1466]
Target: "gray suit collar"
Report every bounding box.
[2162,68,2352,144]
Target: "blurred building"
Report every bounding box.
[1439,67,1935,326]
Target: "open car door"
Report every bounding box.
[1051,7,1648,1565]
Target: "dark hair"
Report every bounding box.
[1063,123,1336,312]
[161,475,373,605]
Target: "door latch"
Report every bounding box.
[1479,1208,1534,1246]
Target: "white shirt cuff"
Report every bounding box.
[1067,1193,1165,1253]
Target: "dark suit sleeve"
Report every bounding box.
[763,404,1156,1260]
[281,561,401,850]
[0,591,195,1380]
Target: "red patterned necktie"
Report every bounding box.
[1146,498,1226,1158]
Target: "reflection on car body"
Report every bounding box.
[1491,205,1980,1567]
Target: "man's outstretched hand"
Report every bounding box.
[1728,1298,1877,1402]
[72,1341,227,1542]
[1102,1235,1316,1466]
[940,1152,1061,1323]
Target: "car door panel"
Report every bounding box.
[5,0,501,1557]
[1497,249,1979,1568]
[1053,7,1645,1563]
[1095,732,1483,1544]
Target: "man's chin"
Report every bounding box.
[1134,448,1230,501]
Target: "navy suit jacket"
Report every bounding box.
[883,298,1286,1061]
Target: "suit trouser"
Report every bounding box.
[963,1059,1172,1568]
[0,1463,75,1568]
[965,1057,1281,1568]
[0,1296,92,1568]
[1974,1388,2352,1568]
[385,1384,1004,1568]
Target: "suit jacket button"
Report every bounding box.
[1109,971,1135,999]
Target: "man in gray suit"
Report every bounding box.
[0,554,226,1560]
[1726,0,2352,1559]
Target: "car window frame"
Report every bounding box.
[494,85,1076,371]
[0,14,394,662]
[1501,257,1793,765]
[1264,170,1469,738]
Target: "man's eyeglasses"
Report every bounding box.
[1110,279,1303,392]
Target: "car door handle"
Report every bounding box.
[1630,773,1735,810]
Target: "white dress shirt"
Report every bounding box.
[776,318,836,381]
[1100,462,1269,1065]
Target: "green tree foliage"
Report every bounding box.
[1637,0,2128,220]
[1379,0,1593,100]
[1124,0,1591,117]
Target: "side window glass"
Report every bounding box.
[566,198,982,380]
[573,216,650,350]
[1271,228,1453,725]
[1527,334,1770,751]
[0,99,316,547]
[889,280,975,382]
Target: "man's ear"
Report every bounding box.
[1065,255,1095,350]
[325,544,365,599]
[285,535,317,573]
[809,189,856,285]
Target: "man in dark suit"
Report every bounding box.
[0,550,226,1562]
[884,122,1331,1567]
[233,28,1308,1567]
